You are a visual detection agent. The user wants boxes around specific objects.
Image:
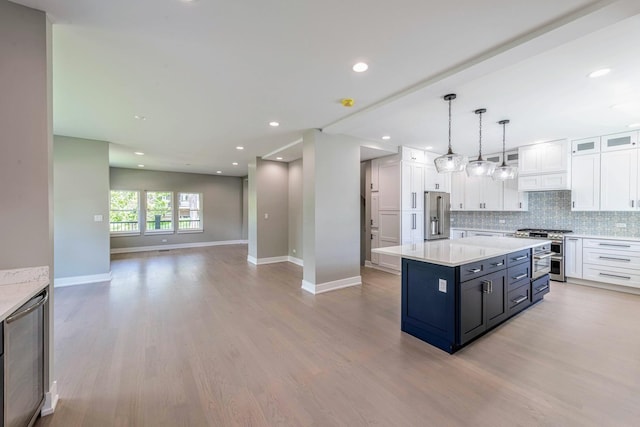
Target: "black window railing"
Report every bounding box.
[110,221,139,232]
[178,219,201,230]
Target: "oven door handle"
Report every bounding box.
[534,252,554,260]
[6,289,48,324]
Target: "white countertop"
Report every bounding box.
[0,266,49,322]
[372,237,550,267]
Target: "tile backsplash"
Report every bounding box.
[451,191,640,237]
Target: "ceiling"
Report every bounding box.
[11,0,640,176]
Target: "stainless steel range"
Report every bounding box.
[515,228,573,282]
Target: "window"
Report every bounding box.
[178,192,203,232]
[146,191,174,232]
[110,190,140,234]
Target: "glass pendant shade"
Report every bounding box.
[492,119,518,181]
[466,108,496,177]
[434,93,466,173]
[434,148,466,172]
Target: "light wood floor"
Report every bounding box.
[37,245,640,426]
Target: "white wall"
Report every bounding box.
[54,136,110,280]
[288,159,303,259]
[255,159,289,259]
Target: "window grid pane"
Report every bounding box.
[110,191,139,233]
[146,191,174,231]
[178,193,202,230]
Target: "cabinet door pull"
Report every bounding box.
[491,262,504,267]
[370,219,373,225]
[535,285,549,292]
[598,256,630,262]
[469,268,482,273]
[513,273,528,280]
[460,203,463,209]
[481,280,491,293]
[412,213,416,230]
[599,272,631,280]
[633,200,635,208]
[519,202,522,209]
[512,295,528,304]
[598,243,631,248]
[370,183,373,189]
[489,280,493,293]
[371,234,373,240]
[572,201,575,208]
[513,255,528,261]
[436,183,439,189]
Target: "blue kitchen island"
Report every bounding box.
[373,237,551,354]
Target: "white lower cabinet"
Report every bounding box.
[450,229,466,239]
[579,238,640,289]
[564,237,583,279]
[378,211,401,271]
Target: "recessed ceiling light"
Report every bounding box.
[216,170,222,174]
[269,121,280,127]
[381,135,391,140]
[628,123,640,128]
[276,157,283,160]
[588,68,611,78]
[425,146,433,150]
[352,62,368,73]
[134,115,147,120]
[134,151,144,156]
[533,139,547,144]
[236,146,244,150]
[138,164,145,168]
[232,162,238,166]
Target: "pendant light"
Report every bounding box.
[434,94,466,173]
[492,119,518,180]
[466,108,496,177]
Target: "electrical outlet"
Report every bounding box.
[615,223,627,228]
[499,219,506,224]
[93,214,103,222]
[438,279,447,293]
[264,213,269,219]
[292,249,296,254]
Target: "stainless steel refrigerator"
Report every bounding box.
[424,191,450,240]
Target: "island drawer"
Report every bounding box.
[531,275,550,303]
[508,276,529,293]
[507,282,531,316]
[460,255,507,282]
[506,249,530,267]
[507,263,530,285]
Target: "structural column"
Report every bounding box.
[302,130,361,294]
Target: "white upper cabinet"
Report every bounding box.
[371,158,380,191]
[600,148,639,211]
[519,139,569,175]
[571,137,600,156]
[464,176,503,211]
[485,153,502,164]
[401,162,424,211]
[424,164,451,192]
[571,153,600,211]
[601,131,638,152]
[450,172,466,211]
[503,178,528,211]
[401,146,425,163]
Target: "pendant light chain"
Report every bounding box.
[478,110,483,159]
[448,97,452,151]
[501,121,507,166]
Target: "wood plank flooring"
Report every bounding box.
[36,245,640,426]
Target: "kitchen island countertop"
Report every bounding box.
[372,236,551,267]
[0,266,49,322]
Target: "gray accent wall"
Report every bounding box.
[110,168,243,249]
[54,136,110,278]
[0,1,52,270]
[288,159,303,259]
[452,190,640,237]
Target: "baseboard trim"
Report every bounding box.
[364,262,401,275]
[566,278,640,296]
[288,256,303,266]
[41,380,59,416]
[247,255,304,266]
[110,240,248,254]
[301,275,362,295]
[54,272,112,287]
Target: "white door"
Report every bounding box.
[378,162,401,210]
[564,237,583,279]
[601,149,638,211]
[371,192,379,228]
[571,153,600,211]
